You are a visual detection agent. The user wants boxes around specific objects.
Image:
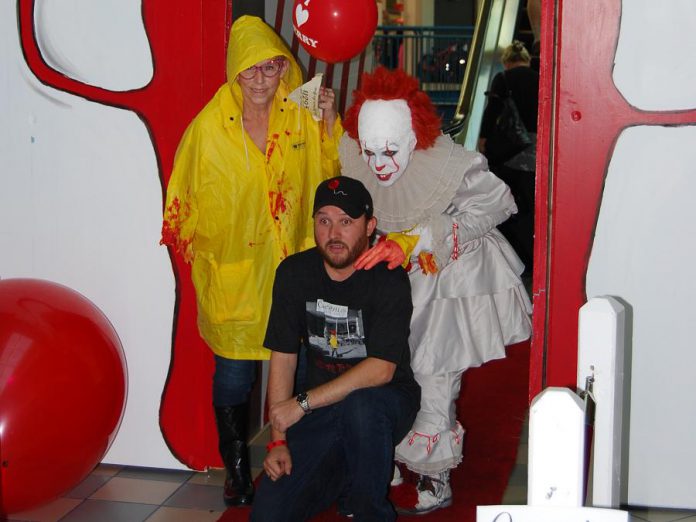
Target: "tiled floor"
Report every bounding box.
[4,464,236,522]
[5,427,696,521]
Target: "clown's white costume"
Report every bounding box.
[340,68,532,514]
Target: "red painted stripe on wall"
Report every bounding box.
[357,49,366,89]
[324,62,335,88]
[274,0,286,32]
[339,60,351,114]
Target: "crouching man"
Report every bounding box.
[250,176,421,522]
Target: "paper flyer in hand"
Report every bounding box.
[288,73,323,121]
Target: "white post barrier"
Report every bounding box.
[477,505,629,521]
[477,386,630,520]
[476,297,630,521]
[527,388,585,506]
[577,296,625,508]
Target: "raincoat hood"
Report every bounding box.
[226,15,303,93]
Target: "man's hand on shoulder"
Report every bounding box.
[269,396,306,433]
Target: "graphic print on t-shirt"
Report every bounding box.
[306,299,368,359]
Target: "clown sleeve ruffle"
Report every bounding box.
[385,232,420,268]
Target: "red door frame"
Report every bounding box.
[531,0,696,398]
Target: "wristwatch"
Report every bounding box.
[296,392,312,414]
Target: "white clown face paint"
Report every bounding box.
[357,99,417,187]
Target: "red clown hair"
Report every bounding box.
[343,67,442,150]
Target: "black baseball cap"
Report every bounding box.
[312,176,373,219]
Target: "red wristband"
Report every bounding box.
[266,439,287,452]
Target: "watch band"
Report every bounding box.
[296,392,312,414]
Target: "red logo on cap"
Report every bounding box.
[328,179,340,190]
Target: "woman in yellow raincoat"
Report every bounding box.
[161,15,342,506]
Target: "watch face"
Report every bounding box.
[296,393,311,412]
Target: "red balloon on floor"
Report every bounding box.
[0,278,127,515]
[292,0,378,63]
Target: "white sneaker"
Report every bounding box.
[396,470,452,515]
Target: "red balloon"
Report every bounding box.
[292,0,378,63]
[0,279,127,514]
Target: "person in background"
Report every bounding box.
[251,176,420,521]
[479,40,539,277]
[527,0,541,69]
[160,15,341,507]
[340,67,532,515]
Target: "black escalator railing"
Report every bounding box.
[453,0,521,147]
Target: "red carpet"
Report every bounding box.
[218,341,530,521]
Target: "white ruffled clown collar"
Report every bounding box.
[339,133,464,232]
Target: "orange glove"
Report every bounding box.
[384,232,420,267]
[417,252,438,275]
[354,239,406,270]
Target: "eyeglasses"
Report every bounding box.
[238,59,284,80]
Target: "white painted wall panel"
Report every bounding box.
[34,0,152,91]
[614,0,696,111]
[587,126,696,507]
[0,1,180,469]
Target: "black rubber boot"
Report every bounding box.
[214,403,255,506]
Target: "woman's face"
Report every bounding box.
[237,58,287,109]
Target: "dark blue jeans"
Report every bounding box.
[212,355,256,407]
[250,384,420,522]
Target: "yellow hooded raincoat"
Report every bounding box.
[162,16,342,360]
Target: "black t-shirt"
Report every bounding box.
[264,247,417,390]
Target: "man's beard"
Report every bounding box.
[318,236,368,270]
